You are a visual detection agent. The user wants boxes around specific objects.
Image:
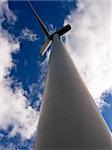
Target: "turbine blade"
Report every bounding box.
[40,39,52,56]
[28,0,50,37]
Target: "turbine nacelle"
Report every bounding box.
[40,24,71,55]
[28,0,71,56]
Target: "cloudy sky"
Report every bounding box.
[0,0,111,149]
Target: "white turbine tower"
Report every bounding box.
[28,1,112,149]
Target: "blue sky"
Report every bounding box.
[0,0,111,149]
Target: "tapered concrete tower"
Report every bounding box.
[28,1,112,149]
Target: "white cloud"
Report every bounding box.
[0,0,39,140]
[20,27,38,42]
[48,24,56,35]
[64,0,112,108]
[0,0,17,24]
[0,144,16,150]
[38,50,51,100]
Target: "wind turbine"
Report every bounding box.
[28,1,112,150]
[28,0,71,56]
